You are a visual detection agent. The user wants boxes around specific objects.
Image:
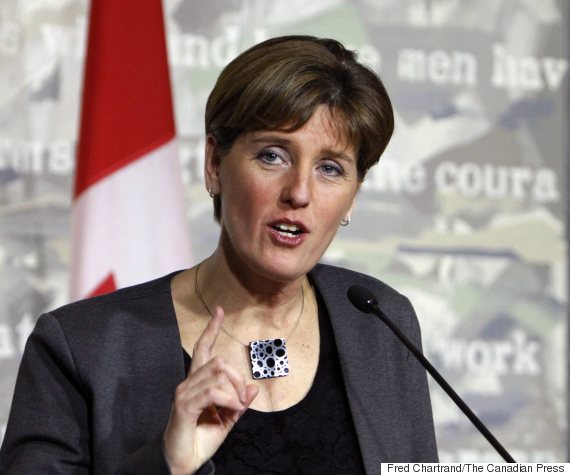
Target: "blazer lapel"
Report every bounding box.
[310,265,397,475]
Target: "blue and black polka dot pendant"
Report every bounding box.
[249,338,289,379]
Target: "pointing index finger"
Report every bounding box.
[191,306,224,371]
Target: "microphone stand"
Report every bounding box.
[350,286,516,463]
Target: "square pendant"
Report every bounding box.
[249,338,289,379]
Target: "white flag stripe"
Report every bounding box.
[70,139,191,299]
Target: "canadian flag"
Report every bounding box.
[70,0,191,300]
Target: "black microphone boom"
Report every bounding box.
[347,284,516,463]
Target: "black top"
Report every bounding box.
[183,290,366,474]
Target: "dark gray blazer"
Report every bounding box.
[0,263,438,474]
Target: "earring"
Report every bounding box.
[340,216,350,226]
[208,188,215,198]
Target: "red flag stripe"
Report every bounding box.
[74,0,175,198]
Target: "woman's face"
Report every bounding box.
[206,106,360,284]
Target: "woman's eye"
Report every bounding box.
[320,162,343,176]
[258,150,284,164]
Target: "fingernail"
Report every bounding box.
[240,389,247,403]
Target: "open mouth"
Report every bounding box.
[271,223,305,237]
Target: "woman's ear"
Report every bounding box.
[204,135,222,195]
[346,185,360,221]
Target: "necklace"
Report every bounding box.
[194,263,305,380]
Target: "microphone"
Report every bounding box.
[347,284,516,463]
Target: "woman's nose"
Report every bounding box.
[280,167,311,208]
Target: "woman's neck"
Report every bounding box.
[196,252,307,335]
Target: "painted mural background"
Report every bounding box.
[0,0,568,462]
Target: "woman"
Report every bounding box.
[0,36,438,474]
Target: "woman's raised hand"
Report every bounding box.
[163,307,258,475]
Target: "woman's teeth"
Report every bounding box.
[273,224,302,236]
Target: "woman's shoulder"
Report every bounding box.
[309,263,417,333]
[35,271,184,345]
[27,271,185,376]
[52,271,182,317]
[309,262,408,303]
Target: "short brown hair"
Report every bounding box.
[205,35,394,221]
